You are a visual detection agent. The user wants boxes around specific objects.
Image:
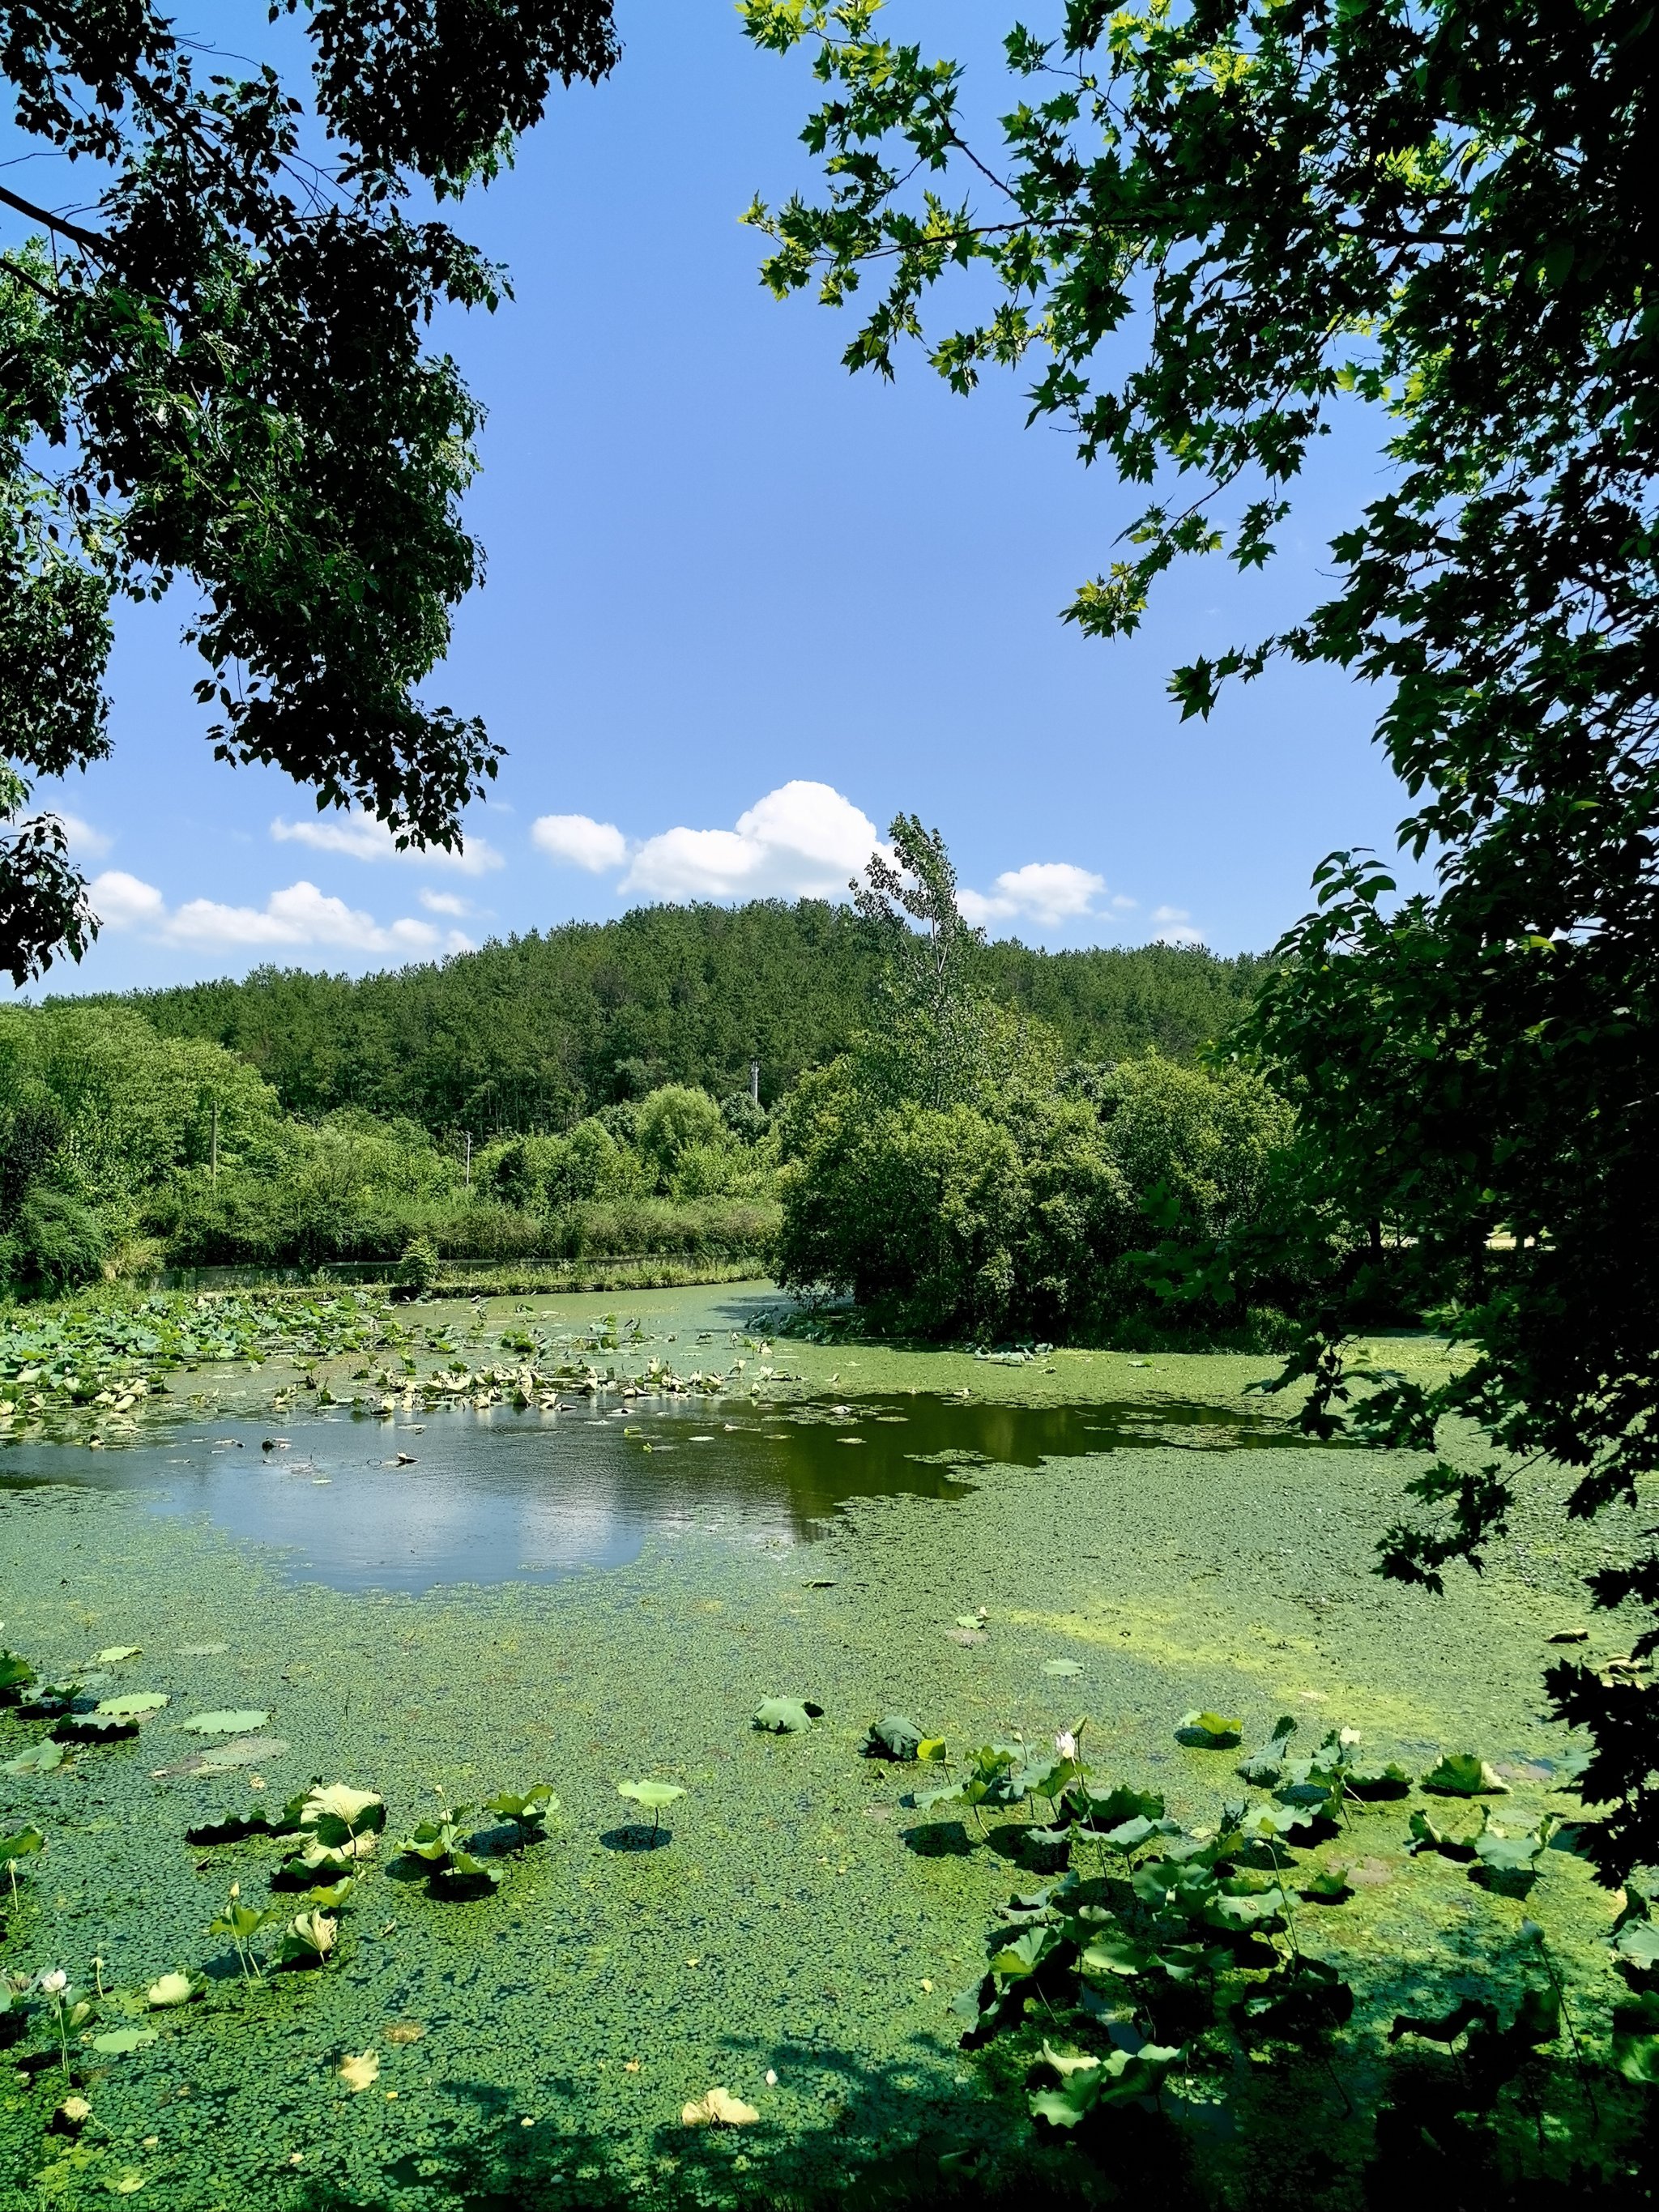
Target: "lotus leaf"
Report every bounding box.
[196,1735,288,1772]
[989,1925,1058,1984]
[1342,1758,1413,1799]
[1206,1886,1287,1931]
[753,1697,821,1733]
[1422,1752,1509,1796]
[0,1826,45,1867]
[1614,1993,1659,2084]
[1175,1711,1243,1749]
[484,1785,557,1826]
[1614,1920,1659,1971]
[1102,1813,1158,1854]
[680,2086,758,2126]
[277,1910,337,1966]
[180,1711,271,1736]
[1389,1997,1499,2045]
[1080,1928,1147,1979]
[92,2028,158,2056]
[1405,1809,1475,1860]
[146,1972,196,2008]
[92,1647,141,1664]
[1301,1867,1353,1902]
[862,1715,923,1761]
[1235,1958,1354,2039]
[437,1848,503,1891]
[911,1781,965,1817]
[1040,2040,1100,2078]
[0,1651,36,1698]
[95,1692,168,1720]
[1042,1659,1084,1677]
[4,1738,65,1777]
[1472,1813,1553,1894]
[54,1712,135,1741]
[339,2050,380,2093]
[400,1817,464,1865]
[1030,2042,1179,2126]
[301,1784,386,1843]
[303,1879,356,1910]
[617,1781,684,1826]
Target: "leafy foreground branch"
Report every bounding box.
[743,1,1659,1882]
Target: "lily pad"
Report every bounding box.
[1042,1659,1084,1678]
[179,1710,271,1736]
[92,2028,158,2056]
[753,1697,822,1734]
[95,1692,168,1720]
[1176,1710,1243,1749]
[92,1647,142,1664]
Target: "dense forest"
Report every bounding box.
[0,901,1273,1294]
[100,902,1270,1133]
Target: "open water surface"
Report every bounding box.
[0,1390,1311,1592]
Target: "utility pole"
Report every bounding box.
[749,1059,760,1108]
[463,1130,472,1196]
[211,1101,219,1188]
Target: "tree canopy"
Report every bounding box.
[743,0,1657,1874]
[0,0,618,983]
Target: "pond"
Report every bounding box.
[0,1388,1311,1592]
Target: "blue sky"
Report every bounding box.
[11,1,1422,995]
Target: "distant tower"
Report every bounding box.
[749,1059,760,1107]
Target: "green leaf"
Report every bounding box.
[1422,1753,1508,1796]
[92,2027,159,2056]
[1042,1659,1084,1677]
[753,1696,821,1733]
[179,1710,271,1735]
[862,1715,923,1761]
[0,1825,45,1866]
[1614,1920,1659,1971]
[92,1647,142,1664]
[3,1737,65,1777]
[1176,1710,1242,1749]
[617,1779,684,1811]
[145,1972,198,2008]
[95,1692,168,1719]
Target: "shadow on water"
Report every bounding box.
[0,1390,1319,1597]
[288,2030,1654,2212]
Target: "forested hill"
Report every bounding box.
[109,901,1270,1133]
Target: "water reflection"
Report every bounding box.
[0,1390,1307,1593]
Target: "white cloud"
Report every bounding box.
[531,813,629,872]
[271,808,503,875]
[1150,904,1205,945]
[621,781,881,901]
[959,860,1107,929]
[50,812,113,861]
[418,889,471,917]
[88,870,166,929]
[91,872,447,956]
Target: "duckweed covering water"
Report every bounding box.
[0,1289,1650,2209]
